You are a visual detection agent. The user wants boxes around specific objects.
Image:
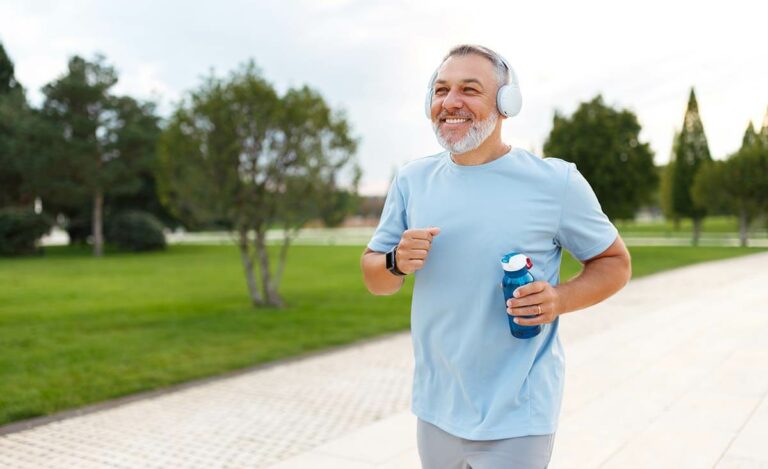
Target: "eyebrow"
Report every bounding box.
[434,78,484,88]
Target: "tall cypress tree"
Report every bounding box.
[742,122,758,149]
[761,107,768,146]
[666,88,712,245]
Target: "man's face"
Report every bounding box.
[430,54,501,154]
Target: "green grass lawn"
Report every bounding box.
[0,244,764,426]
[615,216,767,237]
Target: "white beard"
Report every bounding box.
[432,111,498,155]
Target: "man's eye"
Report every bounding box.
[434,88,447,95]
[464,88,478,93]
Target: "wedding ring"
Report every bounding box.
[537,305,542,315]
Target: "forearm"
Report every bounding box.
[361,249,405,295]
[555,244,632,315]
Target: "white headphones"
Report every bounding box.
[424,53,522,119]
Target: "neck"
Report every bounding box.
[450,125,510,166]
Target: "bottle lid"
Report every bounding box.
[501,252,532,272]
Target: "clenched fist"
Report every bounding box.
[396,227,441,274]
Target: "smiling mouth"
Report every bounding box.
[441,117,470,124]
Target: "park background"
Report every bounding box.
[1,0,767,457]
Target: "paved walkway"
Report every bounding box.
[2,252,768,468]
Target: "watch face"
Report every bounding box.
[386,249,395,270]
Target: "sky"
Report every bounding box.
[1,0,767,195]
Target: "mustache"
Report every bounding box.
[437,110,474,120]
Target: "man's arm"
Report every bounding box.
[360,248,406,296]
[507,235,632,325]
[361,227,441,296]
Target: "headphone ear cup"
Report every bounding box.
[496,84,522,117]
[425,69,438,119]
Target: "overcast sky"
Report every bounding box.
[2,0,767,195]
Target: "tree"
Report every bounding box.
[761,107,768,145]
[319,188,361,228]
[157,62,359,307]
[0,42,19,95]
[659,132,682,228]
[40,55,159,256]
[741,121,759,148]
[692,151,767,247]
[543,95,657,220]
[663,88,712,245]
[0,42,38,209]
[101,95,174,229]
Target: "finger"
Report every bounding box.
[513,314,546,326]
[507,304,543,317]
[404,249,429,260]
[407,228,440,241]
[506,292,547,308]
[403,239,431,250]
[513,281,547,298]
[403,259,425,271]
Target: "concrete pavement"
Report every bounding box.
[2,252,768,468]
[271,251,768,469]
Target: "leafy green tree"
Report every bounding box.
[664,88,712,245]
[692,151,767,247]
[692,116,768,247]
[0,42,19,95]
[319,188,361,228]
[40,55,159,256]
[543,95,657,220]
[157,62,358,307]
[0,42,38,209]
[102,96,175,230]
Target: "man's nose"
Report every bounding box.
[442,88,464,111]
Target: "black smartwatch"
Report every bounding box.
[386,247,407,276]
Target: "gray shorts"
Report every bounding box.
[417,418,555,469]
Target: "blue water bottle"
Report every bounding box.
[501,252,541,339]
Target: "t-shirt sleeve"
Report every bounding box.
[555,163,618,261]
[367,174,408,253]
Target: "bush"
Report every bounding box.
[62,214,91,245]
[0,208,53,256]
[106,211,167,252]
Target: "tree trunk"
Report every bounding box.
[255,229,283,307]
[739,209,749,248]
[274,226,293,293]
[237,227,263,306]
[692,218,702,246]
[93,189,104,257]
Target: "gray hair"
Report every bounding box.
[436,44,510,88]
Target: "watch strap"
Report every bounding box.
[387,247,407,276]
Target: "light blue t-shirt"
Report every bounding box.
[367,148,618,440]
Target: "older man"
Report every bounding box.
[361,44,631,469]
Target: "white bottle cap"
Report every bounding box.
[502,253,529,272]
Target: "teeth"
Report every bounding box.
[445,118,468,124]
